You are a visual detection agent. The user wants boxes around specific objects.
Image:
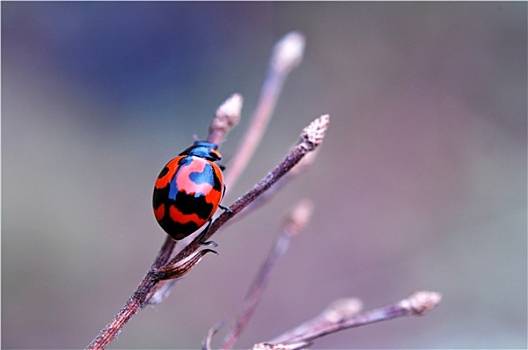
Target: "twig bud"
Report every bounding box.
[399,291,443,316]
[299,114,330,150]
[208,93,243,145]
[271,31,306,74]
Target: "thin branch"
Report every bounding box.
[86,271,158,350]
[236,147,320,222]
[267,297,364,347]
[224,31,306,192]
[221,200,315,350]
[254,291,443,350]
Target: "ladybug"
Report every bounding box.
[153,141,226,241]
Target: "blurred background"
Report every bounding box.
[2,2,526,349]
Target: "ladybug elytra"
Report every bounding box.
[153,141,225,241]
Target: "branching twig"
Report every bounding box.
[220,200,315,350]
[86,29,440,350]
[252,291,443,350]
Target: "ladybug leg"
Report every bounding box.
[197,219,217,246]
[218,185,233,213]
[219,204,233,213]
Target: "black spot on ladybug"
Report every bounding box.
[159,219,200,240]
[174,191,214,219]
[153,186,169,208]
[157,166,169,179]
[212,170,222,191]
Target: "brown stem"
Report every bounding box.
[86,271,158,350]
[232,147,320,223]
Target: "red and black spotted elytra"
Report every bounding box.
[153,141,225,241]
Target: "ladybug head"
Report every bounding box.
[180,141,222,161]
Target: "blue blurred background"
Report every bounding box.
[2,2,526,349]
